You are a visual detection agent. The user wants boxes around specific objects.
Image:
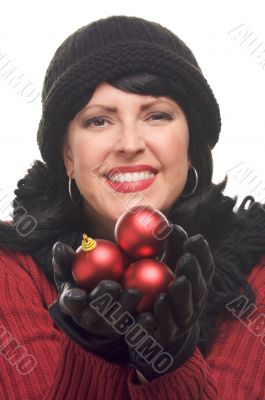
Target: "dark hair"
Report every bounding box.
[0,72,259,356]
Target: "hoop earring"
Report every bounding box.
[68,177,81,206]
[181,166,198,198]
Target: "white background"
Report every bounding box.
[0,0,265,220]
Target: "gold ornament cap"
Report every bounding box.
[81,234,97,252]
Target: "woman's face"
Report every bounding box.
[63,82,189,236]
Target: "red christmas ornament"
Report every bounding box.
[115,205,171,259]
[122,258,175,312]
[72,234,125,292]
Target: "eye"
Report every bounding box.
[148,112,173,121]
[83,116,110,128]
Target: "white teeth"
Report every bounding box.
[106,171,155,182]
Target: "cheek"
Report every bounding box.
[72,138,104,173]
[161,129,189,166]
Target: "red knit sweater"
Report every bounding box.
[0,248,264,399]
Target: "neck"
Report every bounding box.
[82,204,116,243]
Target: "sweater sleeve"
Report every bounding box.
[127,347,218,399]
[0,249,131,400]
[125,256,265,399]
[205,256,265,399]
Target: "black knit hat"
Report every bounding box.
[37,15,221,172]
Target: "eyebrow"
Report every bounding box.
[82,99,176,113]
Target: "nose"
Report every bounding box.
[113,123,146,156]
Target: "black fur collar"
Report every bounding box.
[32,194,265,287]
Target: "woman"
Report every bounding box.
[0,15,265,399]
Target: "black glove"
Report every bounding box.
[127,224,215,380]
[48,241,143,364]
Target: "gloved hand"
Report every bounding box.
[48,241,142,364]
[127,224,215,381]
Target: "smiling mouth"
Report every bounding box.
[103,172,158,193]
[104,171,156,183]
